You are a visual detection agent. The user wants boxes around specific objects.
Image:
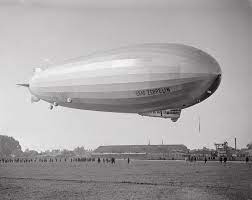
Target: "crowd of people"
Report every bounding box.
[1,156,249,165]
[0,157,133,165]
[0,157,127,164]
[187,155,250,164]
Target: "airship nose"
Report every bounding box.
[202,51,222,76]
[210,73,222,94]
[206,55,222,96]
[199,73,221,103]
[212,61,222,76]
[194,49,222,102]
[209,56,222,89]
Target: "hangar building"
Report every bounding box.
[93,145,189,160]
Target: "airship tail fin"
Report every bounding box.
[33,67,43,74]
[16,83,30,88]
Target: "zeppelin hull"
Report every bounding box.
[29,44,221,113]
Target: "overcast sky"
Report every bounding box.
[0,0,251,151]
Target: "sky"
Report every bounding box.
[0,0,251,151]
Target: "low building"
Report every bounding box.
[93,144,189,160]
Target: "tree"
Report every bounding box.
[60,149,74,157]
[22,148,39,157]
[0,135,22,157]
[73,146,86,156]
[247,142,252,149]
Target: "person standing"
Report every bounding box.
[245,156,249,163]
[223,157,227,165]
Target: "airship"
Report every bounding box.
[18,43,221,122]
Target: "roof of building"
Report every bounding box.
[94,144,188,154]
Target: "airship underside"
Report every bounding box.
[22,44,222,122]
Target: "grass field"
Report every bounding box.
[0,160,251,200]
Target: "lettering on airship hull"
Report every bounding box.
[136,87,170,96]
[136,85,182,97]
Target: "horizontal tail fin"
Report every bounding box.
[16,83,30,88]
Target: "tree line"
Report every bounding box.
[0,135,89,158]
[0,134,251,159]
